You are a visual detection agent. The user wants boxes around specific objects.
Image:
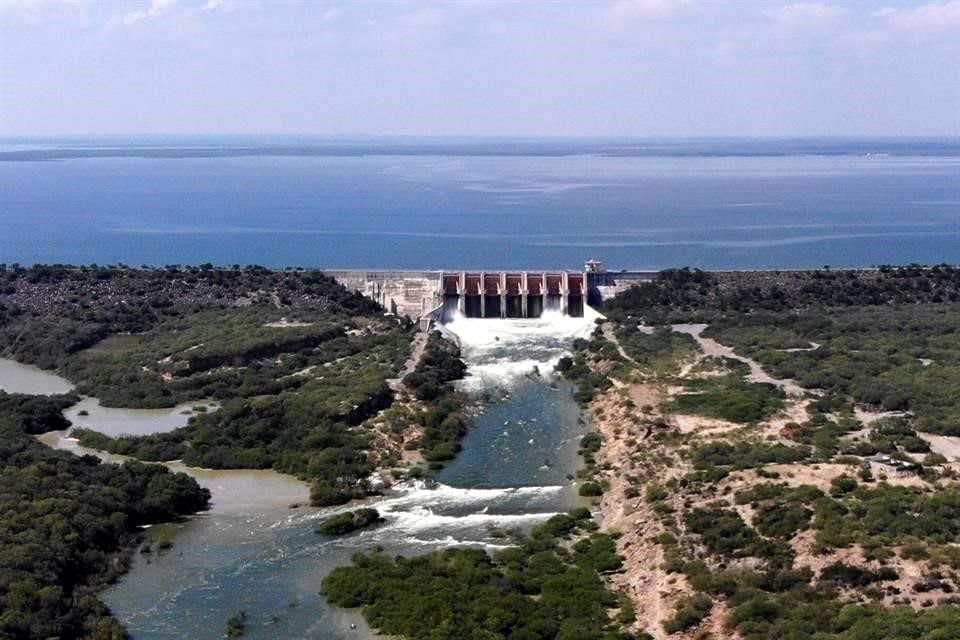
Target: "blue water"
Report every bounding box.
[1,138,958,269]
[90,312,590,640]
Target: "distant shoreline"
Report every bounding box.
[3,264,957,274]
[3,136,960,161]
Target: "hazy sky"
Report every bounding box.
[1,0,958,137]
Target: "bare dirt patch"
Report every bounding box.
[672,323,808,397]
[264,318,314,328]
[919,433,960,461]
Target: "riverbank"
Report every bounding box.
[14,311,594,639]
[0,391,212,639]
[586,316,960,638]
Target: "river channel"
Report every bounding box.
[1,310,596,639]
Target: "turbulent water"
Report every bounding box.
[53,311,597,639]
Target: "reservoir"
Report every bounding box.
[2,141,958,270]
[33,312,596,639]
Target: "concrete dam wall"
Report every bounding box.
[328,265,657,322]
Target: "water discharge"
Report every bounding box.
[74,310,597,639]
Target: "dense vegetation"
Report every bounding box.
[0,264,382,377]
[605,268,960,434]
[74,349,398,506]
[403,332,467,402]
[59,308,386,408]
[667,376,785,423]
[614,325,698,375]
[706,304,960,434]
[0,265,437,507]
[316,508,383,536]
[604,265,960,323]
[403,332,470,462]
[555,330,617,405]
[0,390,75,434]
[0,392,210,639]
[322,508,639,640]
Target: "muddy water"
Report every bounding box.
[0,357,74,395]
[0,357,210,435]
[64,397,217,437]
[35,311,598,640]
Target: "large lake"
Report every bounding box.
[1,138,957,269]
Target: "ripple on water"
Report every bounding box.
[94,311,597,639]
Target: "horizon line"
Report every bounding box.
[3,133,960,142]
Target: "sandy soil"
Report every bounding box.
[854,407,910,425]
[590,323,960,637]
[591,384,690,640]
[672,323,808,397]
[919,433,960,461]
[264,317,314,328]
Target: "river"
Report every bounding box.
[8,310,596,639]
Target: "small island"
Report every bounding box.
[316,508,384,536]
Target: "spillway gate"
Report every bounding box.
[441,271,585,320]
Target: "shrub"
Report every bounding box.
[754,503,813,539]
[820,562,898,587]
[579,481,604,497]
[316,508,383,536]
[310,482,353,507]
[663,592,713,633]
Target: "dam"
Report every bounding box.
[441,271,584,319]
[328,260,657,322]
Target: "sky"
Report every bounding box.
[0,0,958,137]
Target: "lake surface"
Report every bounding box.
[1,138,957,270]
[38,311,595,639]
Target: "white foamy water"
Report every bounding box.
[90,308,598,640]
[385,506,560,533]
[444,308,600,391]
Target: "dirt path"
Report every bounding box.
[671,323,807,397]
[919,432,960,461]
[602,322,637,365]
[387,330,428,393]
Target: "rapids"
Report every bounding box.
[71,310,598,639]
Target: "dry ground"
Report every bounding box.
[590,326,960,638]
